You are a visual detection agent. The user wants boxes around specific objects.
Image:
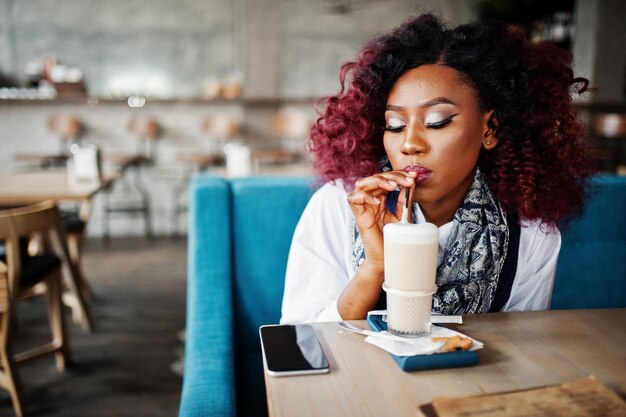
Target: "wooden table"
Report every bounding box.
[0,170,115,214]
[264,309,626,417]
[0,169,117,332]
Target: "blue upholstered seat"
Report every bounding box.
[179,174,626,417]
[180,176,314,417]
[552,175,626,309]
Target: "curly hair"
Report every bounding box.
[309,13,593,225]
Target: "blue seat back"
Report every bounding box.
[230,177,315,353]
[552,175,626,309]
[182,176,235,417]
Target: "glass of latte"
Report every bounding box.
[383,222,438,336]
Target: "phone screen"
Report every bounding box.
[260,324,330,377]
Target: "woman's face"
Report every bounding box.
[383,64,495,224]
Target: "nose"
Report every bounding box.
[400,126,428,155]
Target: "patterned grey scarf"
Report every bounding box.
[352,169,509,314]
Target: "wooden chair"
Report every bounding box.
[251,110,311,170]
[269,110,311,156]
[0,259,25,417]
[48,114,83,158]
[201,115,240,159]
[170,115,240,235]
[102,116,161,239]
[59,209,93,313]
[174,115,239,172]
[63,144,103,302]
[46,118,93,305]
[46,116,95,304]
[0,201,73,416]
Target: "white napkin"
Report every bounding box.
[365,325,484,357]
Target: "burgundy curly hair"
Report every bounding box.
[309,14,593,225]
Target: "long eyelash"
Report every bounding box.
[383,125,405,132]
[426,119,452,129]
[426,113,459,129]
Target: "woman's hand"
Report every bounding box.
[347,170,416,273]
[338,170,416,319]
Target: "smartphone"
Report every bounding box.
[259,324,330,377]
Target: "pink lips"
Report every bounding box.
[404,164,431,184]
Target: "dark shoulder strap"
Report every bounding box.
[374,288,387,310]
[386,189,400,215]
[489,213,521,312]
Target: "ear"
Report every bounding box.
[482,110,499,150]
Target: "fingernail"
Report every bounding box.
[372,197,381,204]
[405,176,414,183]
[388,180,397,187]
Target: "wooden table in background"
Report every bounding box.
[0,170,116,214]
[264,309,626,417]
[0,169,118,331]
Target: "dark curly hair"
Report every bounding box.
[309,13,593,225]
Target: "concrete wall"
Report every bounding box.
[2,0,624,102]
[0,0,476,99]
[244,0,475,99]
[0,0,238,98]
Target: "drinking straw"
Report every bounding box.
[400,186,410,224]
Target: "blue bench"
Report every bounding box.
[552,175,626,309]
[179,174,626,417]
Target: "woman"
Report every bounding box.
[281,14,592,323]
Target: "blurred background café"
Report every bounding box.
[1,0,625,239]
[0,0,624,416]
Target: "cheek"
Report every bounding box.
[431,137,481,176]
[383,136,399,159]
[437,130,482,158]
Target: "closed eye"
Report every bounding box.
[383,125,405,132]
[426,113,459,129]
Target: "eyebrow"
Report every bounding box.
[386,97,456,111]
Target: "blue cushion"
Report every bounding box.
[552,175,626,309]
[230,176,315,353]
[179,176,235,417]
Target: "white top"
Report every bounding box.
[280,182,561,324]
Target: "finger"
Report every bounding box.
[377,171,416,188]
[396,170,417,184]
[353,176,398,193]
[348,190,382,206]
[354,172,415,192]
[383,210,400,225]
